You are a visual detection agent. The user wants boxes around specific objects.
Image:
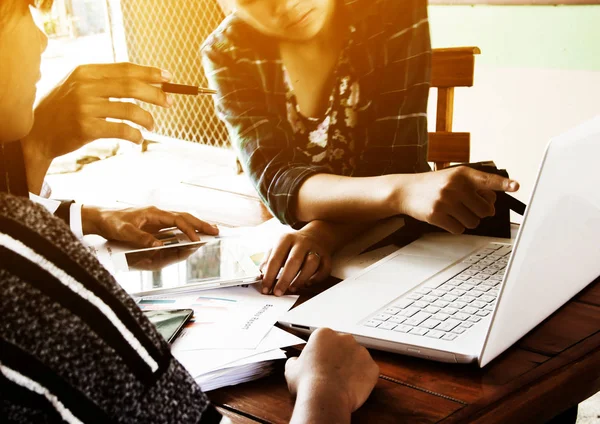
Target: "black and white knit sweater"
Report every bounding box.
[0,192,223,423]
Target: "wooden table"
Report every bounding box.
[50,142,600,423]
[210,273,600,423]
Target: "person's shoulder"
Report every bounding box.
[202,14,270,60]
[202,14,241,53]
[0,192,86,268]
[0,192,61,235]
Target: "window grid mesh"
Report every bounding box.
[119,0,230,147]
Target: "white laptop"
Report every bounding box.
[280,116,600,367]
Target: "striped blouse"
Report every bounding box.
[202,0,431,227]
[0,192,222,423]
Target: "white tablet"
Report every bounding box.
[112,239,262,296]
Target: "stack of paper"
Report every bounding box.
[135,284,305,391]
[198,361,276,392]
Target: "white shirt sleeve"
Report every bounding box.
[30,181,85,239]
[69,202,84,239]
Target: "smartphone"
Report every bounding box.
[143,308,193,344]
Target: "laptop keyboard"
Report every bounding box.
[363,242,512,341]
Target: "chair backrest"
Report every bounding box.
[428,47,481,170]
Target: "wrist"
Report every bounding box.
[21,137,52,195]
[382,173,414,216]
[301,221,341,253]
[21,134,52,168]
[81,206,103,236]
[293,380,353,424]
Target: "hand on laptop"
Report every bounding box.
[81,206,218,248]
[259,221,338,296]
[21,62,173,194]
[396,166,519,234]
[286,328,379,423]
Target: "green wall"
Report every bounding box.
[428,6,600,71]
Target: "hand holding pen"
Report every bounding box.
[21,62,218,162]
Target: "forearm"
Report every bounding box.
[295,173,412,223]
[20,137,52,195]
[290,386,352,424]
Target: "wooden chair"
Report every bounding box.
[428,46,481,170]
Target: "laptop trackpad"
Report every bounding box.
[356,253,453,293]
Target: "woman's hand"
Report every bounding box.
[260,221,341,296]
[286,328,379,424]
[394,166,519,234]
[25,62,172,157]
[82,206,218,248]
[21,63,173,194]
